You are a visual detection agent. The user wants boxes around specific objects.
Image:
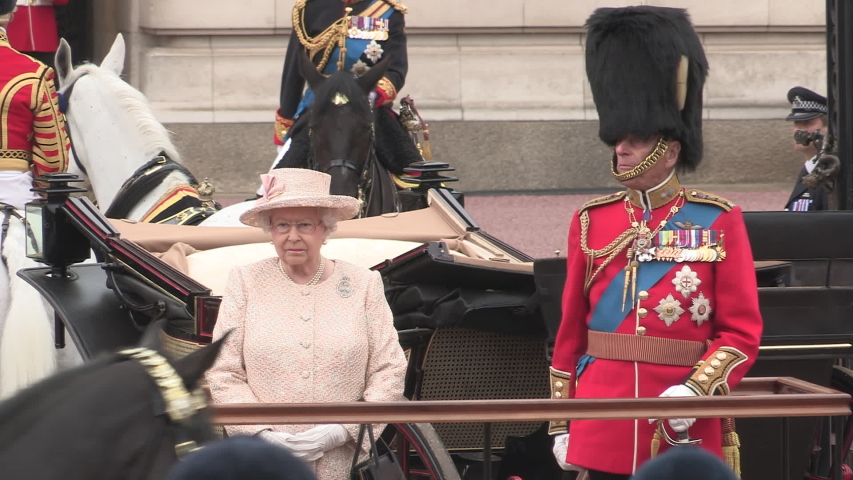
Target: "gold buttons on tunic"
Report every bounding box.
[638,291,649,301]
[716,352,727,360]
[638,308,648,319]
[710,359,721,368]
[697,374,709,383]
[554,392,562,398]
[636,326,647,335]
[555,381,564,389]
[704,366,715,375]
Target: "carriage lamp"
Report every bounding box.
[25,173,91,276]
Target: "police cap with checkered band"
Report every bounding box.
[786,86,827,122]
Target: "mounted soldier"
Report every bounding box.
[0,0,71,210]
[270,0,421,184]
[548,7,763,479]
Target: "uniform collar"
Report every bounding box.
[626,171,683,210]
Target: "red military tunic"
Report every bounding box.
[0,29,70,180]
[6,0,70,53]
[550,175,763,475]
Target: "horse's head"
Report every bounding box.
[300,51,391,199]
[54,34,182,211]
[0,321,228,479]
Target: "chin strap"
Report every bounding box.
[611,137,669,182]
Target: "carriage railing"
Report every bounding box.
[210,377,851,480]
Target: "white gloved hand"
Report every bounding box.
[656,384,698,433]
[368,90,378,107]
[257,430,296,450]
[551,433,581,471]
[282,424,350,462]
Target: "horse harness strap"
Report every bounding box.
[103,155,217,225]
[0,202,39,267]
[118,347,207,459]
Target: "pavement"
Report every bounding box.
[217,184,791,259]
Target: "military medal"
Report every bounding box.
[337,276,353,298]
[689,292,712,326]
[654,294,684,327]
[672,265,701,298]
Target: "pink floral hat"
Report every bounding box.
[239,169,360,228]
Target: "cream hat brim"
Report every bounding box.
[239,195,361,228]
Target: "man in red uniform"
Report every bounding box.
[5,0,69,68]
[548,7,763,479]
[0,0,71,209]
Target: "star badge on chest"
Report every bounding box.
[689,292,712,326]
[672,265,701,298]
[654,294,685,327]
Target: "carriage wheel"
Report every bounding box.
[384,423,460,480]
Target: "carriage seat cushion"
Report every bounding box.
[185,238,423,296]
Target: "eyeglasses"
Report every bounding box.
[272,221,320,235]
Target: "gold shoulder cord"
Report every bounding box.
[292,0,351,72]
[579,210,637,294]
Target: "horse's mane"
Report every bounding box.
[64,64,182,163]
[0,354,118,447]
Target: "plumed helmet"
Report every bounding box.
[0,0,15,16]
[585,6,709,171]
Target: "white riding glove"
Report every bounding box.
[281,424,350,463]
[368,90,378,107]
[656,384,698,432]
[551,433,581,471]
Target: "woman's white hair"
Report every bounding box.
[259,207,339,240]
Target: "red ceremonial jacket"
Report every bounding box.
[549,175,763,475]
[0,30,70,177]
[6,0,69,53]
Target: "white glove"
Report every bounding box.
[368,90,378,107]
[551,433,581,471]
[657,384,698,433]
[281,424,350,462]
[258,430,299,453]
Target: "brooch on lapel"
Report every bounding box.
[337,276,353,298]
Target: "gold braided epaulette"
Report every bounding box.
[382,0,408,13]
[579,191,626,214]
[685,189,735,212]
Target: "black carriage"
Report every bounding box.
[18,171,853,480]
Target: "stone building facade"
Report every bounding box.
[86,0,827,194]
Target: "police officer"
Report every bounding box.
[0,0,71,209]
[548,7,762,479]
[783,86,830,211]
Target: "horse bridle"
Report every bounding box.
[57,71,90,177]
[308,128,377,218]
[118,347,208,477]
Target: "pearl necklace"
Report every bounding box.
[279,257,326,286]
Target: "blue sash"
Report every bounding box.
[290,1,395,125]
[576,201,723,376]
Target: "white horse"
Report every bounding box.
[56,34,217,224]
[0,208,69,399]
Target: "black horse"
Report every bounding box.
[0,322,226,479]
[275,52,422,217]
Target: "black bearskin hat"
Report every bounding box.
[0,0,15,16]
[585,6,709,171]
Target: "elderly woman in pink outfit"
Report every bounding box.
[207,168,408,479]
